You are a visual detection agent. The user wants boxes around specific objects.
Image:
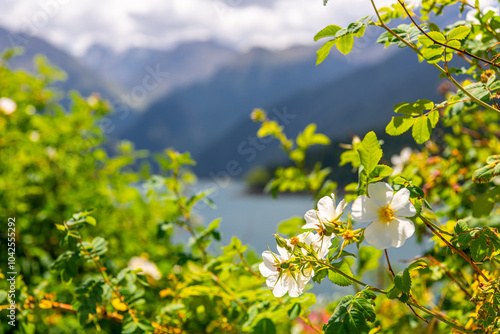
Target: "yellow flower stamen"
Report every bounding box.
[341,230,356,242]
[289,237,300,246]
[379,204,396,223]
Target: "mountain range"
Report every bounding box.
[0,26,446,178]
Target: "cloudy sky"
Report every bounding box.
[0,0,398,55]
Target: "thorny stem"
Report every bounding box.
[384,250,428,324]
[210,273,248,311]
[322,256,470,331]
[320,260,386,293]
[398,0,500,69]
[426,254,473,298]
[63,221,140,323]
[172,167,208,263]
[238,251,260,277]
[418,213,489,281]
[408,301,474,333]
[370,0,500,114]
[441,66,500,114]
[21,298,124,323]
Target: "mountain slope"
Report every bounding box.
[194,48,445,177]
[0,27,123,102]
[80,41,238,106]
[119,44,376,154]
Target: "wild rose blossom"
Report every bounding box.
[0,97,17,115]
[259,245,311,297]
[260,232,332,297]
[391,147,412,175]
[128,256,162,280]
[352,182,416,250]
[303,194,347,233]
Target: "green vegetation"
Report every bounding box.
[1,0,500,333]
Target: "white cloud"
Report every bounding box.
[0,0,395,55]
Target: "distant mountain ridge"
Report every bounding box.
[118,43,383,156]
[80,42,238,108]
[0,27,437,179]
[0,26,123,102]
[194,48,445,177]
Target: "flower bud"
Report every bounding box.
[274,234,288,248]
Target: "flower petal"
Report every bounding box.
[303,210,320,229]
[265,273,278,290]
[334,199,347,219]
[352,195,379,223]
[312,235,332,259]
[276,246,290,260]
[317,195,335,222]
[259,252,278,277]
[368,182,393,207]
[286,274,301,297]
[390,218,415,248]
[364,220,394,250]
[391,188,416,217]
[273,274,289,297]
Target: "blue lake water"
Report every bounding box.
[191,179,432,296]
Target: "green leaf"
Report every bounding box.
[448,26,471,40]
[85,216,96,226]
[418,31,446,47]
[254,318,276,334]
[394,99,433,116]
[296,124,330,149]
[316,40,337,65]
[386,115,415,136]
[324,293,376,334]
[473,187,500,218]
[428,109,439,127]
[465,82,490,101]
[328,261,354,286]
[122,322,138,334]
[472,164,497,184]
[422,45,444,61]
[487,155,500,164]
[386,286,401,299]
[368,165,393,183]
[412,116,432,144]
[288,303,301,320]
[137,320,155,331]
[394,269,411,294]
[454,220,470,234]
[470,234,488,262]
[336,34,354,55]
[407,259,428,271]
[278,217,304,237]
[314,25,342,41]
[357,131,382,174]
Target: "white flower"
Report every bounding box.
[303,194,347,232]
[128,256,162,280]
[0,97,17,115]
[351,182,416,250]
[391,147,412,175]
[29,131,40,142]
[259,246,311,297]
[260,232,332,297]
[287,232,332,259]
